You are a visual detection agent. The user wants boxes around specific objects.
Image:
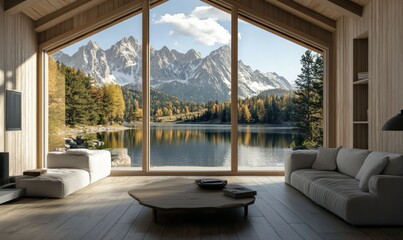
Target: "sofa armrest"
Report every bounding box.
[369,175,403,198]
[284,150,317,184]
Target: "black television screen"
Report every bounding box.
[6,90,21,131]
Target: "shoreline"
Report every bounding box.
[126,121,295,129]
[60,125,129,136]
[61,122,296,136]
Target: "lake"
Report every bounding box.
[97,124,295,169]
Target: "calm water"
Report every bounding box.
[97,124,295,168]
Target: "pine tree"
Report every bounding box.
[291,50,323,148]
[63,64,95,127]
[256,99,266,122]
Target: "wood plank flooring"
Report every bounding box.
[0,176,402,240]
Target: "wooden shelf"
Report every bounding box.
[353,121,368,124]
[353,79,368,85]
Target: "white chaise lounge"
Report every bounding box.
[16,150,111,198]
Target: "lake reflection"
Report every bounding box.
[97,124,295,168]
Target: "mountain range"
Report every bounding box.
[53,36,293,102]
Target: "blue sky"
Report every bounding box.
[62,0,309,84]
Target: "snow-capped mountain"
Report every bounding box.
[53,36,293,102]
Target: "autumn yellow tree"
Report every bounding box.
[48,58,66,151]
[240,104,252,123]
[102,83,125,123]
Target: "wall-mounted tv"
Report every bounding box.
[6,90,21,131]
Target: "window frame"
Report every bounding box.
[39,0,329,175]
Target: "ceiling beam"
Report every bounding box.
[268,0,336,32]
[4,0,38,15]
[314,0,363,18]
[35,0,107,32]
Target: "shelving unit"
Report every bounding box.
[352,36,369,149]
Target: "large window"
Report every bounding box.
[237,18,310,170]
[48,14,143,169]
[46,0,323,173]
[149,0,231,170]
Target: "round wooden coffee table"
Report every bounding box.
[128,178,255,222]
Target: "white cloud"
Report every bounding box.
[191,6,231,21]
[169,30,174,36]
[174,41,180,46]
[156,11,231,46]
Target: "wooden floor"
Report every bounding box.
[1,176,403,240]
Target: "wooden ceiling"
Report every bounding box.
[4,0,369,33]
[264,0,369,31]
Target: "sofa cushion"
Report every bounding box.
[336,148,371,177]
[16,169,90,198]
[356,156,389,192]
[290,169,351,196]
[312,147,341,170]
[308,177,376,222]
[358,151,403,176]
[372,152,403,176]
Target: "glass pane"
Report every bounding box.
[237,18,317,170]
[48,14,143,170]
[150,0,231,171]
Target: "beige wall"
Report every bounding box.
[336,0,403,153]
[0,1,37,175]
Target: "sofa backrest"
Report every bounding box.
[365,151,403,176]
[47,152,91,171]
[336,148,371,177]
[47,150,111,183]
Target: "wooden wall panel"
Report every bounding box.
[1,7,37,175]
[0,0,5,152]
[336,0,403,153]
[336,16,352,147]
[369,0,403,153]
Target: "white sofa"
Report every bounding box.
[17,150,111,198]
[285,148,403,225]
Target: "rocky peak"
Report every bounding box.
[184,49,201,61]
[85,40,100,50]
[206,45,230,64]
[154,46,177,63]
[210,45,230,56]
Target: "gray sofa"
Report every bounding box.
[285,148,403,225]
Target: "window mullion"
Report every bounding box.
[142,0,150,172]
[231,5,238,172]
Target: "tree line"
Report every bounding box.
[122,85,294,125]
[188,94,293,124]
[122,84,205,122]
